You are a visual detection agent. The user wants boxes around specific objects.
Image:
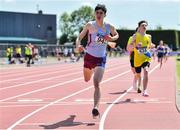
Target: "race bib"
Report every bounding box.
[95,33,107,45]
[136,47,151,58]
[136,47,148,54]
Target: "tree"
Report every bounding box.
[59,12,71,35]
[59,6,94,44]
[59,33,68,45]
[156,24,163,30]
[70,6,94,33]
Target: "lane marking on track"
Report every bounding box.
[17,99,43,102]
[18,122,100,126]
[0,71,82,91]
[3,129,125,130]
[18,123,45,126]
[0,60,85,76]
[99,64,160,130]
[0,101,172,108]
[75,99,94,102]
[7,69,131,130]
[0,59,125,77]
[0,77,83,102]
[0,102,109,108]
[0,63,126,91]
[0,65,128,102]
[0,67,82,83]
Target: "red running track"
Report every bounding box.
[0,57,179,130]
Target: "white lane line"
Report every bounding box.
[17,99,43,102]
[0,77,83,102]
[0,65,128,102]
[5,129,126,130]
[1,57,121,72]
[0,62,126,83]
[7,70,131,130]
[98,64,160,130]
[133,99,159,102]
[0,102,109,108]
[75,99,94,102]
[0,101,172,108]
[18,122,100,126]
[18,123,45,126]
[1,66,67,78]
[0,67,81,83]
[0,63,125,90]
[0,71,82,91]
[0,61,83,77]
[0,59,124,76]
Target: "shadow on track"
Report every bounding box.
[106,98,145,105]
[39,115,95,129]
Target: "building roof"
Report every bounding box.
[0,37,47,44]
[0,10,56,16]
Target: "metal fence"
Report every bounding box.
[0,43,76,58]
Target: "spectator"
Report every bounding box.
[26,43,33,67]
[6,47,13,64]
[63,47,68,62]
[15,45,23,63]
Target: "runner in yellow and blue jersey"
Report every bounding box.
[129,20,155,97]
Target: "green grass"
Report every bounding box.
[176,57,180,91]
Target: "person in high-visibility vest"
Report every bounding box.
[16,45,21,57]
[16,45,22,63]
[6,47,13,64]
[6,47,11,64]
[24,46,28,60]
[26,43,33,67]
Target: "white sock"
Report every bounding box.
[133,78,137,90]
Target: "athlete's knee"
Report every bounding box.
[135,73,141,79]
[143,72,148,79]
[131,68,135,74]
[94,81,100,88]
[93,74,102,87]
[144,68,149,75]
[144,73,148,78]
[94,85,100,90]
[93,78,100,88]
[84,77,90,82]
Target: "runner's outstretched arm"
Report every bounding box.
[76,23,90,52]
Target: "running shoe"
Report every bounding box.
[142,91,149,97]
[137,88,142,93]
[92,108,100,118]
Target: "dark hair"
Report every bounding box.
[95,4,107,14]
[135,27,138,32]
[138,20,148,27]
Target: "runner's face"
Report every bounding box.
[139,23,148,32]
[160,41,163,46]
[95,9,105,21]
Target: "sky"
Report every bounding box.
[0,0,180,37]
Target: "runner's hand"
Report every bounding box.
[128,44,134,52]
[104,35,113,42]
[150,43,156,48]
[76,45,84,53]
[136,42,142,48]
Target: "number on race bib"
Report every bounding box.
[95,33,107,45]
[137,47,149,54]
[136,47,151,58]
